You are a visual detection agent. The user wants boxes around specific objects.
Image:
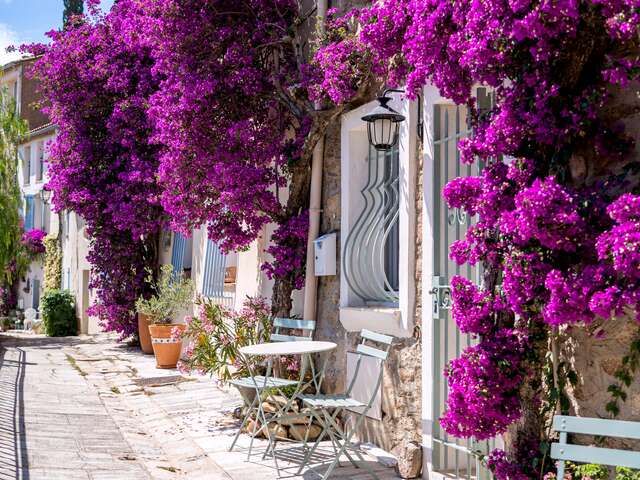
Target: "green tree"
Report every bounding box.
[0,86,28,286]
[63,0,83,27]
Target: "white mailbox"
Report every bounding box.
[313,232,337,276]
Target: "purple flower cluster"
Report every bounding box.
[142,0,296,251]
[500,177,586,252]
[21,229,47,256]
[262,212,309,290]
[27,0,319,335]
[450,276,494,335]
[486,449,530,480]
[26,3,165,337]
[441,328,528,440]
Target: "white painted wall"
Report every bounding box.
[15,131,56,319]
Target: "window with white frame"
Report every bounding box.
[339,95,417,337]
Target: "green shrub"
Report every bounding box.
[41,289,77,337]
[569,463,640,480]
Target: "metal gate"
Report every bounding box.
[430,96,497,479]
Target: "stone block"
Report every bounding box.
[289,423,322,442]
[393,441,422,479]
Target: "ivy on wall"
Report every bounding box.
[43,234,62,292]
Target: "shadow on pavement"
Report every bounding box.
[0,342,28,480]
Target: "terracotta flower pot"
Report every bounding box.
[149,324,186,369]
[137,313,154,354]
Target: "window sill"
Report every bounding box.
[339,306,411,337]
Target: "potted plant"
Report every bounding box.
[136,265,194,368]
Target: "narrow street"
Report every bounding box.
[0,335,153,479]
[0,333,399,480]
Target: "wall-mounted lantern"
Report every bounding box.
[41,187,52,205]
[361,88,406,151]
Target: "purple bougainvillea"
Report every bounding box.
[21,229,46,256]
[26,0,323,333]
[311,0,640,473]
[25,3,165,338]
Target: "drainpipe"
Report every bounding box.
[303,0,327,322]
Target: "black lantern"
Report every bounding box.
[361,89,406,151]
[41,187,52,205]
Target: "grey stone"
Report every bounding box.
[392,441,422,479]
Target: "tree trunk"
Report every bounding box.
[267,80,377,318]
[270,147,313,318]
[505,323,548,472]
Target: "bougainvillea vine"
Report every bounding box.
[25,2,165,337]
[313,0,640,476]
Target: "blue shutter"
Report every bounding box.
[202,238,226,298]
[170,233,186,277]
[24,196,34,231]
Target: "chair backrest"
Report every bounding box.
[551,415,640,477]
[270,317,316,342]
[346,329,394,407]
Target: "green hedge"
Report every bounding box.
[41,290,77,337]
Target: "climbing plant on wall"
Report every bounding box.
[312,0,640,477]
[0,86,28,287]
[27,0,375,324]
[25,4,165,338]
[43,234,62,292]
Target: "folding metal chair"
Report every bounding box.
[229,318,316,459]
[296,329,393,480]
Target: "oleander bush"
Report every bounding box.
[177,296,273,382]
[41,289,77,337]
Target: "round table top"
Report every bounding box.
[240,341,337,356]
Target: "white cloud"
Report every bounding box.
[0,22,22,67]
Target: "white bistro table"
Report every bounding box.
[240,340,337,357]
[235,340,337,466]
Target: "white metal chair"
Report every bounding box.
[229,317,316,458]
[23,308,37,331]
[296,329,393,480]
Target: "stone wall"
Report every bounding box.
[561,83,640,449]
[314,118,424,463]
[562,315,640,449]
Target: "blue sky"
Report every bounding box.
[0,0,114,65]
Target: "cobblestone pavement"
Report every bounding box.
[0,333,400,480]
